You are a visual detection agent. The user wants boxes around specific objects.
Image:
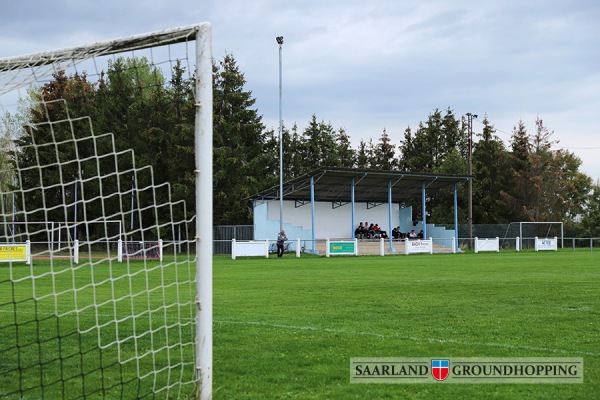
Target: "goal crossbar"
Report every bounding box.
[0,24,205,71]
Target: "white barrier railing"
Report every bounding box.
[224,235,582,258]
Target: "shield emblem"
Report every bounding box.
[431,359,449,381]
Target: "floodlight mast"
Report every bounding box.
[466,112,477,248]
[277,36,284,232]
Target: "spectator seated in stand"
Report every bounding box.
[392,227,399,239]
[367,223,376,239]
[399,228,406,239]
[374,224,388,239]
[372,224,381,239]
[355,222,366,239]
[417,230,424,239]
[363,222,370,238]
[393,227,406,239]
[408,229,418,239]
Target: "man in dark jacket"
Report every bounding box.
[277,230,287,257]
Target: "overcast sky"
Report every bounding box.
[2,0,599,180]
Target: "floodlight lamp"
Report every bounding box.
[276,36,284,45]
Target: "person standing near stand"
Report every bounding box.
[277,230,287,257]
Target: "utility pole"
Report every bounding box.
[466,112,477,248]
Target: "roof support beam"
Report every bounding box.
[367,202,383,209]
[332,201,349,209]
[295,199,310,208]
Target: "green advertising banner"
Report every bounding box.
[330,241,355,254]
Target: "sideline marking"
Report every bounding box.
[215,319,600,357]
[1,309,596,357]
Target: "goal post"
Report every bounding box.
[118,239,163,261]
[195,24,214,400]
[0,220,123,261]
[0,23,212,399]
[502,222,564,250]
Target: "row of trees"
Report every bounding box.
[279,110,598,233]
[2,53,600,237]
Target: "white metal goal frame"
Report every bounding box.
[0,23,213,399]
[502,221,564,250]
[0,220,123,253]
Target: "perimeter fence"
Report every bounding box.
[212,224,600,255]
[5,225,595,256]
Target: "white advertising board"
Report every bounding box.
[535,237,558,251]
[405,239,433,255]
[474,237,500,253]
[232,239,269,259]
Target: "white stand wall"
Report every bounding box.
[254,199,401,240]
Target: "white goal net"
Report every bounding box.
[0,24,212,399]
[502,221,564,250]
[120,240,163,260]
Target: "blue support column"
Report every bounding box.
[388,180,393,252]
[351,179,356,239]
[311,175,316,253]
[422,182,427,239]
[453,183,459,251]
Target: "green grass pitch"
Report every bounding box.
[0,257,198,399]
[1,250,599,399]
[213,251,599,399]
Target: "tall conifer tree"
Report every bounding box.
[213,54,270,224]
